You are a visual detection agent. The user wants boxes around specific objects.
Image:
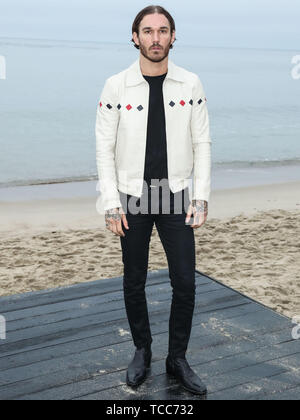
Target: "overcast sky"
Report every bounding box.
[0,0,299,49]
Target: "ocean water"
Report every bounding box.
[0,37,300,188]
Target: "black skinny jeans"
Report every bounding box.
[119,183,196,359]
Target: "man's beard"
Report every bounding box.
[138,40,172,63]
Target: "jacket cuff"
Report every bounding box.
[103,198,122,212]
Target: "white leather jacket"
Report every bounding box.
[95,58,212,211]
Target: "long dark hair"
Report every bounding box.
[131,5,177,49]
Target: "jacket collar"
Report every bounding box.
[125,58,185,86]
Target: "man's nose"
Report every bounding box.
[152,31,160,43]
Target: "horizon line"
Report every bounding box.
[0,35,298,53]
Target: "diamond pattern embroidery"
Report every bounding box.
[198,98,207,105]
[169,99,194,108]
[106,97,201,113]
[101,97,203,112]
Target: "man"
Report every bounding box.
[95,5,212,396]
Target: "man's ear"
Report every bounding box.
[132,31,139,47]
[171,30,176,43]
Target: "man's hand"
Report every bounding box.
[105,207,129,237]
[185,200,208,228]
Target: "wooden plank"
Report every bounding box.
[0,303,268,372]
[0,335,277,399]
[0,269,169,312]
[256,384,300,400]
[208,354,300,400]
[0,289,246,349]
[0,269,208,313]
[0,304,268,384]
[73,340,300,401]
[0,300,256,361]
[2,280,222,326]
[12,335,299,401]
[0,268,298,400]
[0,320,294,399]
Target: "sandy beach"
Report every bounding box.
[0,179,299,320]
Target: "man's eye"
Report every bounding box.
[145,30,167,34]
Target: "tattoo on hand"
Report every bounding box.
[191,200,208,214]
[105,207,121,228]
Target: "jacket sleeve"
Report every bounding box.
[190,76,212,203]
[95,77,122,212]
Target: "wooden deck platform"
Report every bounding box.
[0,269,299,400]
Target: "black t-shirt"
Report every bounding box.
[142,72,168,186]
[118,71,188,214]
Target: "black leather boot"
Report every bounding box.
[166,355,207,396]
[126,347,152,387]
